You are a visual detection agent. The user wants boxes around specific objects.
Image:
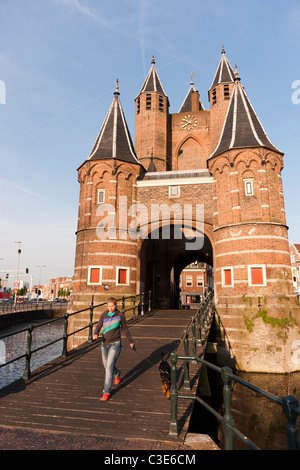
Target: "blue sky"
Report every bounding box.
[0,0,300,288]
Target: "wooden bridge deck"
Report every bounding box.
[0,309,217,450]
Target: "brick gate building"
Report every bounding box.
[69,48,300,373]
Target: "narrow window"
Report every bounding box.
[224,84,230,100]
[169,185,180,197]
[211,88,217,105]
[117,267,129,285]
[221,267,234,287]
[159,95,164,112]
[97,189,105,204]
[146,94,151,110]
[88,266,102,285]
[186,275,193,287]
[197,275,203,287]
[244,179,254,196]
[248,265,266,286]
[136,97,140,114]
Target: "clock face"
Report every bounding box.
[181,114,198,130]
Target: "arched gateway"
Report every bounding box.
[69,51,300,373]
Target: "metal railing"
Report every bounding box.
[0,299,68,314]
[169,295,300,451]
[0,291,152,382]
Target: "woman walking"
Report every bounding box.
[93,297,135,401]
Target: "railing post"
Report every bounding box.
[23,325,33,380]
[282,395,300,450]
[148,291,152,312]
[132,295,136,319]
[169,352,178,436]
[141,292,145,315]
[191,316,196,358]
[62,312,69,358]
[122,296,125,315]
[183,329,191,391]
[88,296,94,343]
[197,307,202,345]
[221,366,234,450]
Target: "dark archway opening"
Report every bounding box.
[140,224,213,309]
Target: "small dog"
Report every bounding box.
[159,352,171,399]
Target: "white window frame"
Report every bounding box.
[169,185,180,198]
[248,264,267,286]
[88,266,102,285]
[97,189,105,204]
[244,179,254,196]
[186,275,193,287]
[197,275,203,287]
[221,267,234,287]
[116,267,130,286]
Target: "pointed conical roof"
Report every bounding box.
[137,57,167,97]
[209,69,283,159]
[210,46,235,90]
[179,75,205,112]
[88,81,140,165]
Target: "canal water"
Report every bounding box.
[0,318,64,390]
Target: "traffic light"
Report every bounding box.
[26,268,29,273]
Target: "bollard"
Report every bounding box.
[148,291,152,312]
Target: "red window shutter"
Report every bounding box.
[90,268,100,283]
[118,269,127,284]
[251,267,263,285]
[224,269,232,286]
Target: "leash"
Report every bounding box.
[132,345,156,367]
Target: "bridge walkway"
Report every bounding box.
[0,309,218,450]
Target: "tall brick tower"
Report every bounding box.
[70,81,142,345]
[207,67,297,372]
[134,57,170,171]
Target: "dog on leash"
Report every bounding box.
[159,352,171,399]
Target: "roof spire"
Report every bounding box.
[178,74,205,112]
[87,82,140,166]
[210,48,235,90]
[234,64,240,81]
[209,74,282,159]
[136,56,167,97]
[114,78,120,95]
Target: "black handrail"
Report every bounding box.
[169,295,300,450]
[0,291,152,383]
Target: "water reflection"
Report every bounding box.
[0,319,64,389]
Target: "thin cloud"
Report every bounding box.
[0,178,40,198]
